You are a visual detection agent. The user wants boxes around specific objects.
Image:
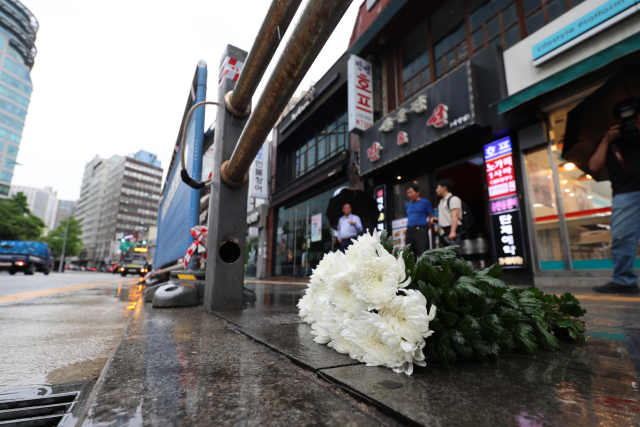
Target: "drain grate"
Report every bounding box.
[0,392,78,427]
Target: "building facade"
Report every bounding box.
[53,199,76,230]
[0,0,37,198]
[344,0,640,285]
[9,185,57,233]
[75,155,124,267]
[267,53,357,277]
[496,0,640,285]
[95,152,163,267]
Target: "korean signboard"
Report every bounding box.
[348,55,374,132]
[311,213,322,242]
[488,192,527,268]
[484,136,516,200]
[250,143,268,198]
[374,185,387,232]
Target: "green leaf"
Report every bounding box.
[414,256,441,284]
[443,288,458,310]
[402,248,416,277]
[476,263,504,279]
[379,230,395,254]
[453,279,485,299]
[513,323,539,355]
[451,257,474,278]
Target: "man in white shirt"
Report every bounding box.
[435,179,462,246]
[337,203,363,252]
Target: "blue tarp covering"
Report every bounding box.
[0,241,49,258]
[155,113,197,268]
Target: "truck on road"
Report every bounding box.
[0,241,55,275]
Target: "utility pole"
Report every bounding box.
[58,218,70,273]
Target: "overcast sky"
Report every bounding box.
[12,0,362,200]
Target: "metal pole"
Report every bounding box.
[221,0,353,187]
[58,218,70,273]
[226,0,303,116]
[187,60,208,270]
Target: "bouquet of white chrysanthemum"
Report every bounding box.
[299,230,586,375]
[297,230,436,375]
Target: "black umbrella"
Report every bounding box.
[326,188,379,234]
[563,64,640,180]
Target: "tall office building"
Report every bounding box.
[76,151,162,268]
[0,0,37,198]
[75,155,124,267]
[54,199,76,229]
[8,184,57,233]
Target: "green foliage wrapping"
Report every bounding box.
[379,231,587,372]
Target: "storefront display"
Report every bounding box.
[275,184,347,276]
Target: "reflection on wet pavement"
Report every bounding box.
[79,283,640,426]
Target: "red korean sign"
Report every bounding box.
[348,55,374,132]
[483,137,516,200]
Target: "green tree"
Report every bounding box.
[0,192,46,240]
[42,216,83,258]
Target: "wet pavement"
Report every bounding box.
[78,281,640,426]
[0,273,142,426]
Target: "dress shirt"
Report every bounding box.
[337,214,363,239]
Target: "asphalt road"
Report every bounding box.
[0,270,136,297]
[0,271,141,392]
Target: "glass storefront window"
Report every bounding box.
[524,146,564,269]
[549,105,618,270]
[275,183,346,276]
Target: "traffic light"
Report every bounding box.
[142,240,147,245]
[120,238,125,243]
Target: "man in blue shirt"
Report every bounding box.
[337,203,363,252]
[405,184,434,258]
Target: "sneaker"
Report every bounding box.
[593,282,640,294]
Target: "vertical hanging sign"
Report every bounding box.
[250,143,268,198]
[484,137,527,269]
[484,136,516,200]
[374,184,386,232]
[348,55,374,132]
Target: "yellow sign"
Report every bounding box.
[134,247,148,252]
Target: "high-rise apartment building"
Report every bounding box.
[76,151,162,268]
[0,0,37,198]
[8,185,57,233]
[54,199,76,229]
[75,155,124,267]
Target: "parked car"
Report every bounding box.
[0,241,55,275]
[118,257,149,277]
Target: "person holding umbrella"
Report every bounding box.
[337,203,363,252]
[588,98,640,294]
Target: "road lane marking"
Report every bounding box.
[564,294,640,302]
[0,279,138,305]
[244,280,309,286]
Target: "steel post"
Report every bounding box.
[227,0,303,115]
[221,0,352,187]
[187,60,208,270]
[203,45,250,312]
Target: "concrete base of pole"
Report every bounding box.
[152,284,199,308]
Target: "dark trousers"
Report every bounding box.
[440,226,462,248]
[340,237,355,253]
[405,226,429,258]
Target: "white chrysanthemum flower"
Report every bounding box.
[328,272,368,313]
[342,312,410,371]
[380,289,437,349]
[297,291,316,324]
[352,251,410,310]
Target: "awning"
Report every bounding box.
[496,32,640,114]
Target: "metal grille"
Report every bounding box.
[0,391,78,427]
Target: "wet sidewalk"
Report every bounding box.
[81,283,640,426]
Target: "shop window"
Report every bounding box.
[275,183,347,276]
[523,0,569,35]
[469,0,521,52]
[431,0,467,79]
[524,146,565,269]
[401,19,431,99]
[548,105,626,270]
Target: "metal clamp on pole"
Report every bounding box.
[179,101,219,189]
[224,0,303,118]
[220,0,352,188]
